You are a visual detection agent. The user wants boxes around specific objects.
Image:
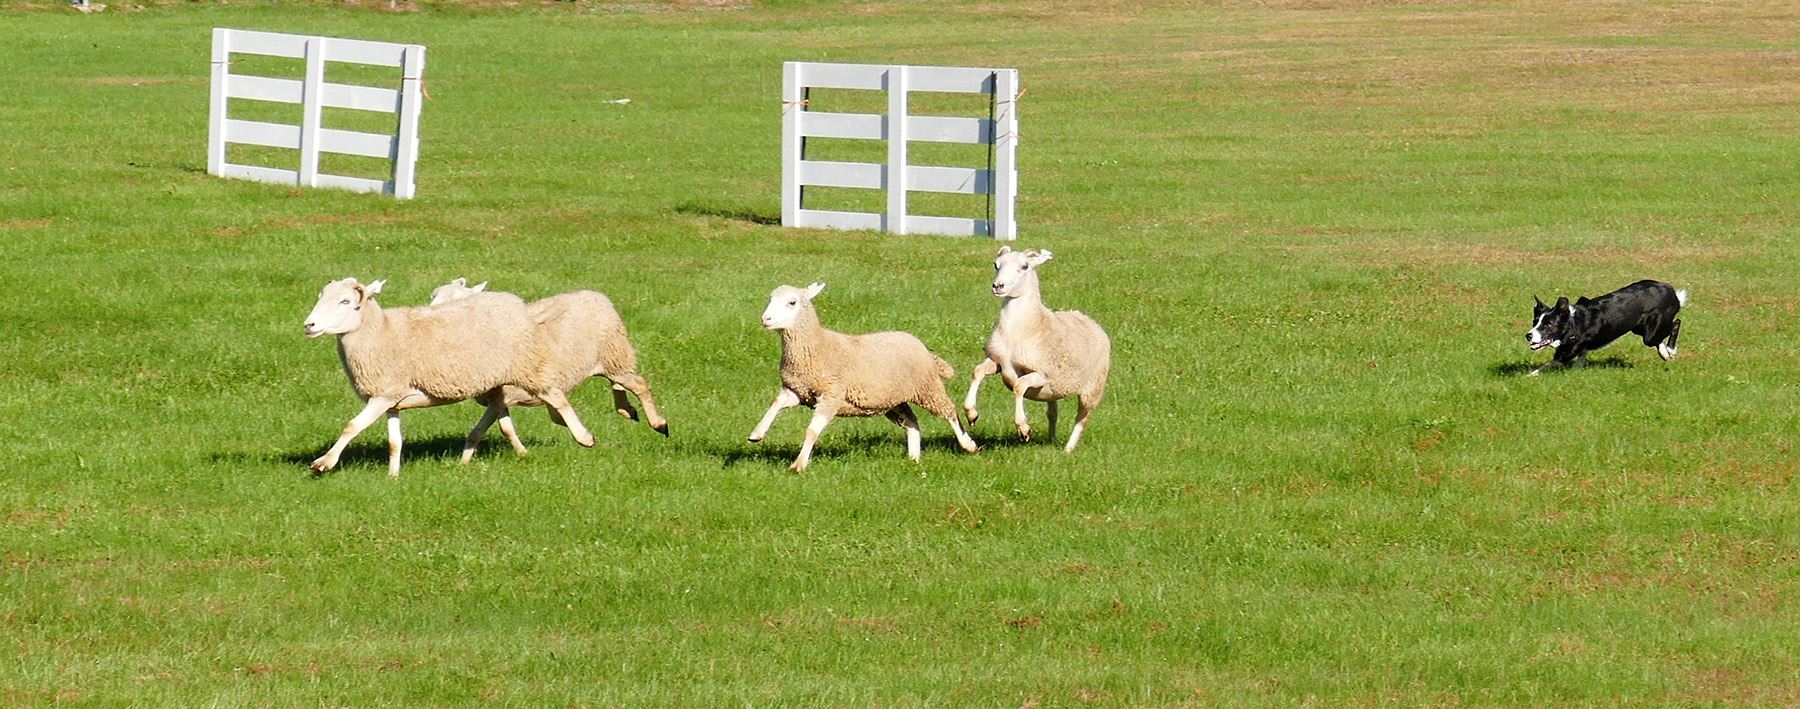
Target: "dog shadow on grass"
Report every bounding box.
[1490,356,1634,378]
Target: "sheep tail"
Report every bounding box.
[933,354,954,380]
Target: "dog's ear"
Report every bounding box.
[1554,296,1569,309]
[1533,295,1546,311]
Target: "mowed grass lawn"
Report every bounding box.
[2,0,1797,703]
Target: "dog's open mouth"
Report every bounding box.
[1529,340,1550,350]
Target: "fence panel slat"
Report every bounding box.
[799,111,884,140]
[907,215,989,237]
[319,128,397,159]
[319,36,410,67]
[226,74,302,104]
[906,115,990,144]
[796,209,883,231]
[907,66,999,94]
[224,119,301,149]
[796,62,887,90]
[907,165,990,195]
[799,160,884,190]
[220,29,309,59]
[320,83,400,113]
[219,163,299,185]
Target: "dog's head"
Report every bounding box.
[1526,295,1575,351]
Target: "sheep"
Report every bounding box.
[302,277,596,475]
[962,247,1111,452]
[428,277,668,462]
[747,282,979,472]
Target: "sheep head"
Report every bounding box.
[304,277,384,338]
[761,282,824,331]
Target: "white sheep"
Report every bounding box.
[302,277,596,475]
[748,282,979,472]
[429,278,668,462]
[963,247,1111,452]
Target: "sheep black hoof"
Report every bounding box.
[654,423,670,437]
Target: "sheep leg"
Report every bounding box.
[1012,372,1050,441]
[312,396,396,473]
[1046,399,1059,443]
[461,399,520,464]
[538,389,595,447]
[918,389,981,454]
[497,413,528,455]
[1064,397,1096,453]
[748,388,800,443]
[885,404,923,462]
[386,413,403,476]
[963,357,999,424]
[612,372,669,437]
[609,383,639,421]
[791,400,841,473]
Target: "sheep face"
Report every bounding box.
[761,282,825,330]
[428,277,487,305]
[304,277,384,338]
[991,246,1053,298]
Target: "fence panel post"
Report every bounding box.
[885,65,910,234]
[207,29,230,177]
[298,37,326,188]
[992,69,1019,241]
[781,61,803,227]
[393,45,426,200]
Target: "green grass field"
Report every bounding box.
[3,0,1797,704]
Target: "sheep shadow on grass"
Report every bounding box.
[705,429,978,471]
[1490,355,1634,378]
[269,434,475,475]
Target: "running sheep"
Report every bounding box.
[963,247,1111,452]
[748,282,979,472]
[302,277,597,475]
[429,278,668,462]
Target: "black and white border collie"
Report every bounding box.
[1525,279,1687,376]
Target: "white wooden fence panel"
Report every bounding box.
[207,28,425,199]
[781,61,1018,239]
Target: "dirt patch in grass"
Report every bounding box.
[0,218,52,230]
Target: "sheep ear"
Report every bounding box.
[1025,249,1053,265]
[805,282,826,299]
[449,277,466,287]
[365,279,386,297]
[470,281,488,293]
[996,245,1012,257]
